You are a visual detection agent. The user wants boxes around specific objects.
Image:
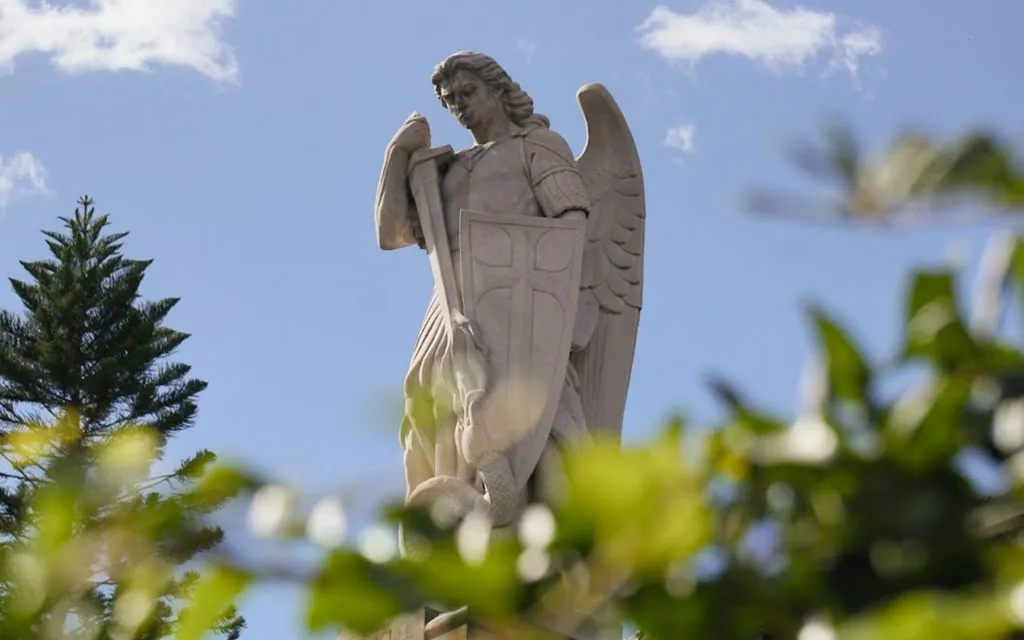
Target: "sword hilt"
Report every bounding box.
[408,145,454,175]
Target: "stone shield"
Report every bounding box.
[457,209,586,484]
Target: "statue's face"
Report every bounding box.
[438,69,503,131]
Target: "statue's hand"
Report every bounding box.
[409,212,426,250]
[390,111,431,154]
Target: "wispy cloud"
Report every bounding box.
[0,0,238,82]
[664,125,697,153]
[835,26,882,76]
[517,38,539,64]
[637,0,882,77]
[0,152,50,210]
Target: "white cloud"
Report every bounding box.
[637,0,881,77]
[0,152,50,210]
[835,26,882,76]
[518,38,538,64]
[0,0,238,82]
[664,124,696,153]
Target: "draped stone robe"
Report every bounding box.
[375,122,592,515]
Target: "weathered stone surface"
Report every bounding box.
[353,607,598,640]
[351,608,428,639]
[374,48,645,536]
[370,50,646,640]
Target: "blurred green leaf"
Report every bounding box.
[306,550,413,635]
[395,545,520,617]
[752,126,1024,223]
[838,588,1017,640]
[559,432,711,577]
[32,484,79,556]
[175,565,250,640]
[707,377,787,435]
[810,306,872,406]
[903,268,1024,376]
[1010,239,1024,326]
[902,270,978,370]
[884,377,971,471]
[932,134,1017,197]
[184,464,259,512]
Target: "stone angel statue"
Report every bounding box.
[373,51,645,533]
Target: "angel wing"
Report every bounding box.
[570,83,646,442]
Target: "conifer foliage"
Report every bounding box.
[0,196,244,638]
[0,197,202,438]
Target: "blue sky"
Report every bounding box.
[0,0,1021,637]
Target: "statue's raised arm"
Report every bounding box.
[373,112,432,250]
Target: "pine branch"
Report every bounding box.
[0,196,233,637]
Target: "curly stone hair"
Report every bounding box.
[430,51,550,129]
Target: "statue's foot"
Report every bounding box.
[401,476,488,556]
[424,606,469,638]
[405,476,487,523]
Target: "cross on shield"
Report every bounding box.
[457,209,585,485]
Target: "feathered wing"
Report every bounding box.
[570,83,646,442]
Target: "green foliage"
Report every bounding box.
[91,258,1024,636]
[0,419,249,639]
[691,281,1015,638]
[0,196,204,438]
[750,125,1024,221]
[0,197,244,638]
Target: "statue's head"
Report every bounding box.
[430,51,549,131]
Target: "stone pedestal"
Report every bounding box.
[354,607,614,640]
[352,608,493,640]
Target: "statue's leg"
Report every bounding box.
[401,292,462,488]
[432,408,460,478]
[402,378,436,499]
[402,421,433,498]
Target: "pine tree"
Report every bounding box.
[0,196,245,638]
